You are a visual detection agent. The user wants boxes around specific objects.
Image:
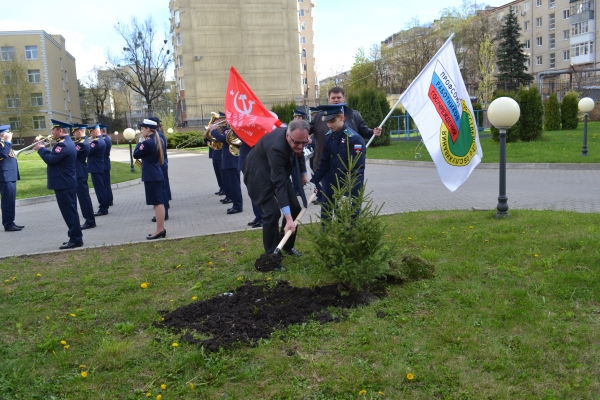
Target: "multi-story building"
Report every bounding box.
[298,0,318,103]
[0,30,81,139]
[169,0,306,126]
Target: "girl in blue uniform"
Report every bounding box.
[133,119,166,240]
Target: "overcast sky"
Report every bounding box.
[1,0,509,82]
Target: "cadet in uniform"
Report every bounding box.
[34,119,83,249]
[133,119,166,240]
[0,125,24,232]
[100,124,113,207]
[310,105,366,220]
[210,122,243,214]
[148,117,170,221]
[72,124,96,229]
[238,135,263,228]
[88,124,109,216]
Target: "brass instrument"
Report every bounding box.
[225,128,242,156]
[203,112,224,151]
[14,135,53,157]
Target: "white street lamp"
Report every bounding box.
[578,97,595,156]
[123,128,136,172]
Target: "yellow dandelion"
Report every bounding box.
[407,373,415,380]
[267,277,272,281]
[423,246,427,248]
[378,392,385,396]
[161,383,167,389]
[561,247,565,250]
[157,395,162,400]
[209,261,213,266]
[140,282,149,289]
[81,371,87,378]
[70,314,76,317]
[12,276,16,281]
[221,248,225,252]
[45,316,50,320]
[237,277,243,281]
[79,365,86,369]
[359,390,367,396]
[192,296,197,301]
[4,280,8,283]
[442,231,446,234]
[485,239,489,242]
[522,231,525,234]
[534,254,538,257]
[408,237,412,240]
[189,382,194,389]
[170,299,174,302]
[36,273,41,277]
[469,226,473,229]
[64,345,70,349]
[106,331,110,335]
[451,227,455,230]
[172,342,179,347]
[146,393,152,398]
[176,264,181,268]
[120,248,124,251]
[60,340,67,345]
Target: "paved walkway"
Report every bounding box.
[3,148,600,258]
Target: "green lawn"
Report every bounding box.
[1,210,599,398]
[16,153,140,199]
[369,123,600,163]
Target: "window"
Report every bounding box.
[32,116,46,130]
[301,22,306,30]
[302,77,307,85]
[176,33,182,46]
[9,117,21,131]
[67,90,70,102]
[62,79,65,90]
[563,30,570,40]
[178,56,183,67]
[60,58,63,70]
[524,39,531,49]
[536,37,543,46]
[299,0,304,2]
[25,45,38,60]
[3,71,15,85]
[563,9,570,19]
[6,95,20,108]
[572,21,589,36]
[30,93,43,106]
[524,57,530,67]
[549,0,555,8]
[571,41,594,57]
[536,0,542,6]
[549,13,555,29]
[549,53,556,68]
[536,17,542,27]
[64,99,67,110]
[179,77,184,90]
[571,1,593,15]
[524,21,530,30]
[28,69,41,83]
[299,9,305,16]
[175,10,180,25]
[549,33,555,49]
[65,71,68,83]
[1,46,14,61]
[303,64,307,71]
[536,55,543,65]
[300,36,306,44]
[301,49,306,57]
[563,50,570,60]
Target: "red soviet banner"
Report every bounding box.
[224,67,282,147]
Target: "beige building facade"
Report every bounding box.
[298,0,317,103]
[169,0,306,126]
[0,30,81,137]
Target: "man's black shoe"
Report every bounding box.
[5,226,22,232]
[284,248,302,257]
[252,221,263,228]
[80,223,96,230]
[221,198,233,204]
[247,219,258,226]
[13,224,24,229]
[215,189,225,195]
[94,211,108,216]
[227,208,242,214]
[151,215,169,222]
[59,241,83,250]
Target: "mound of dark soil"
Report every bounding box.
[157,280,376,352]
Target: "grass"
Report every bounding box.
[1,210,599,398]
[369,122,600,163]
[15,153,140,199]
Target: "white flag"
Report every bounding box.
[400,36,483,192]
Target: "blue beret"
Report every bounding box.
[293,109,307,117]
[316,105,345,121]
[71,124,87,131]
[0,124,11,133]
[51,119,73,129]
[87,124,100,130]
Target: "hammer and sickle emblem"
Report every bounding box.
[233,92,255,115]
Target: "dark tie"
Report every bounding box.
[294,155,307,208]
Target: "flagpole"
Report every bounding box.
[367,33,455,149]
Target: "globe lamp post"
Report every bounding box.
[123,128,136,173]
[167,128,173,134]
[578,97,595,156]
[487,97,521,218]
[114,131,119,145]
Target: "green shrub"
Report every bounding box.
[544,92,561,131]
[271,101,298,124]
[166,131,206,149]
[491,90,520,143]
[347,88,391,147]
[305,145,394,293]
[561,91,579,130]
[516,85,543,141]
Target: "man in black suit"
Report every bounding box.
[242,119,310,261]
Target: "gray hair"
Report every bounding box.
[287,119,310,134]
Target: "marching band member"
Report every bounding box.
[133,119,167,240]
[100,124,113,207]
[34,119,83,249]
[0,125,24,232]
[72,124,96,230]
[210,117,243,215]
[88,124,109,216]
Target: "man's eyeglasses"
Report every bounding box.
[287,134,309,146]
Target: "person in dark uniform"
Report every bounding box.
[33,119,83,249]
[133,119,166,240]
[148,117,170,221]
[310,105,366,221]
[242,119,310,262]
[87,124,108,216]
[210,122,242,214]
[72,124,96,230]
[209,142,224,196]
[238,138,263,228]
[100,124,113,207]
[0,125,24,232]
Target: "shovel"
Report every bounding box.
[254,191,317,272]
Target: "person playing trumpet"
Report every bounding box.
[0,125,24,232]
[133,119,167,240]
[72,124,96,230]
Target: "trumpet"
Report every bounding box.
[203,112,224,151]
[14,135,53,157]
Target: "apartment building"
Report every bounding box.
[169,0,307,126]
[298,0,318,102]
[0,30,81,137]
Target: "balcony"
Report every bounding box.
[571,10,594,23]
[572,52,595,65]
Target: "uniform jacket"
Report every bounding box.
[88,135,105,174]
[242,127,306,208]
[310,108,372,172]
[0,140,20,182]
[38,135,77,190]
[310,124,366,198]
[74,136,90,179]
[211,128,239,170]
[133,134,164,182]
[208,145,222,161]
[102,134,112,171]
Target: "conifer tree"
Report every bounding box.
[544,93,561,131]
[496,9,533,91]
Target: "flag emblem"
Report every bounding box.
[55,146,61,153]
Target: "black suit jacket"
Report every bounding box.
[242,128,306,208]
